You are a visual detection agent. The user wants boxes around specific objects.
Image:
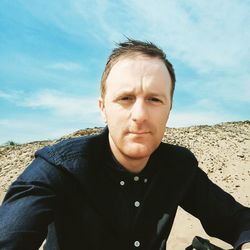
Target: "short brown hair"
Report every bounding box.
[100,38,176,100]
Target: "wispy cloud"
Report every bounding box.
[0,89,104,144]
[124,0,250,74]
[0,119,9,126]
[17,0,131,45]
[46,62,83,71]
[0,90,23,102]
[15,0,250,73]
[168,110,236,128]
[0,53,95,92]
[0,90,14,100]
[0,88,101,121]
[42,0,249,74]
[0,117,101,144]
[176,73,250,107]
[21,90,100,119]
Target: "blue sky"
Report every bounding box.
[0,0,249,144]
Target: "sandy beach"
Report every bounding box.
[0,121,249,249]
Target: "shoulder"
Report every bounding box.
[152,143,200,190]
[35,128,108,166]
[153,142,199,179]
[157,142,198,165]
[15,128,108,184]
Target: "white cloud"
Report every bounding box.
[0,89,104,143]
[0,114,104,144]
[17,0,250,106]
[168,110,237,128]
[17,0,250,74]
[0,119,9,126]
[126,0,249,74]
[0,88,102,126]
[177,72,250,105]
[0,90,13,100]
[22,90,100,119]
[0,53,92,89]
[46,62,83,71]
[0,90,22,102]
[0,118,85,144]
[211,74,250,104]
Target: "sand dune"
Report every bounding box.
[0,121,249,249]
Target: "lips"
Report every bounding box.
[128,131,150,135]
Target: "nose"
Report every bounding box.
[131,99,148,124]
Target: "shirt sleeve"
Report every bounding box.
[180,165,250,249]
[0,158,57,250]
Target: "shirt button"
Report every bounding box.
[144,178,148,183]
[120,181,125,186]
[134,176,139,181]
[134,201,140,207]
[134,241,140,247]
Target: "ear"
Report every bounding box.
[98,97,107,123]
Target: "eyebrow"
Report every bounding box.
[146,92,168,100]
[112,89,134,98]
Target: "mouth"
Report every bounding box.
[128,131,150,135]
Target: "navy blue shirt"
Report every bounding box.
[0,127,250,249]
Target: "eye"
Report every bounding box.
[147,97,162,103]
[121,96,132,100]
[119,96,134,101]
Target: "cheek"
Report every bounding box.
[108,108,128,123]
[154,113,169,135]
[161,109,170,123]
[153,111,169,125]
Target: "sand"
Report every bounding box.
[0,121,249,249]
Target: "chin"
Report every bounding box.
[125,144,155,159]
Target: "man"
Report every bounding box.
[0,39,250,250]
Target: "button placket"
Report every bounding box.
[133,175,143,209]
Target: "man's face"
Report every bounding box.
[99,54,172,165]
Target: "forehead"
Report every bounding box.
[106,54,171,85]
[110,54,167,75]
